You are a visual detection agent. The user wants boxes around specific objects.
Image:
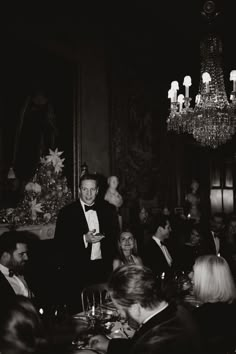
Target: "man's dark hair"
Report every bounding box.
[108,264,166,310]
[0,231,30,258]
[79,173,98,188]
[149,215,170,235]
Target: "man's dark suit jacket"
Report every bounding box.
[201,229,235,273]
[193,301,236,354]
[107,302,204,354]
[55,198,120,282]
[143,238,176,278]
[0,270,16,301]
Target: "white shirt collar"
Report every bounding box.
[152,235,162,246]
[142,302,169,325]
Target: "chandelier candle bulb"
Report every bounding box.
[230,70,236,92]
[202,72,211,93]
[168,88,175,104]
[171,81,179,102]
[195,94,201,104]
[178,94,185,112]
[183,76,192,98]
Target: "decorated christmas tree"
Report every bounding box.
[0,148,73,227]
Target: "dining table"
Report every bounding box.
[43,300,136,354]
[43,275,202,354]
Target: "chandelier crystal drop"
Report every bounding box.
[166,3,236,149]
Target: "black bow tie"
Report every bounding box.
[160,241,166,246]
[85,204,96,212]
[9,269,18,277]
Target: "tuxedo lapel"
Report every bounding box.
[0,270,16,298]
[152,239,170,266]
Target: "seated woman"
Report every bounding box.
[113,229,143,270]
[191,255,236,354]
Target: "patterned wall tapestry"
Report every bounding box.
[111,90,161,217]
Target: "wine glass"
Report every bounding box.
[71,315,92,349]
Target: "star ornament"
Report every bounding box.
[45,148,64,168]
[30,199,43,214]
[54,159,65,173]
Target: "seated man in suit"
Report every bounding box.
[89,265,204,354]
[202,212,234,273]
[55,173,120,313]
[0,230,33,302]
[142,215,178,279]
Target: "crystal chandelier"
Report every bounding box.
[166,1,236,149]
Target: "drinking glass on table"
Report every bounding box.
[71,315,92,349]
[85,299,103,328]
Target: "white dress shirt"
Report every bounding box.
[81,199,102,260]
[211,231,220,256]
[0,263,30,297]
[152,236,173,266]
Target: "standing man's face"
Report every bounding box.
[7,243,28,273]
[79,179,98,205]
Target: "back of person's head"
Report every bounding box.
[193,255,236,303]
[108,264,165,310]
[0,231,29,258]
[79,173,98,188]
[0,295,48,354]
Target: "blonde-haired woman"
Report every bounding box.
[192,255,236,354]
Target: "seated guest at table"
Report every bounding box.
[89,264,204,354]
[0,230,34,302]
[178,221,205,273]
[0,295,48,354]
[202,213,234,272]
[204,213,226,256]
[192,255,236,354]
[113,229,143,270]
[55,173,120,313]
[225,214,236,252]
[130,206,154,249]
[142,215,179,279]
[224,214,236,275]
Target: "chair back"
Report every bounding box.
[81,282,109,314]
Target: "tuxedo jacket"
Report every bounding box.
[0,270,16,301]
[142,238,176,278]
[201,230,234,271]
[54,199,120,271]
[107,302,204,354]
[193,302,236,354]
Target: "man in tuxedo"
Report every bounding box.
[0,231,33,303]
[142,215,176,279]
[89,265,204,354]
[203,213,234,272]
[54,173,120,313]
